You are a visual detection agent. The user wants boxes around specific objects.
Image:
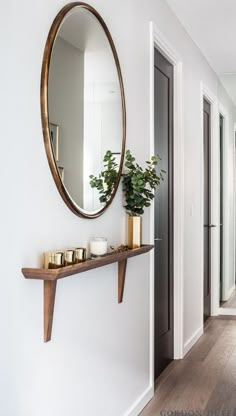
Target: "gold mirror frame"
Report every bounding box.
[40,2,126,219]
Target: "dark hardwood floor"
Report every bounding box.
[140,317,236,415]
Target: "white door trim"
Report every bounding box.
[200,82,219,319]
[217,116,236,316]
[149,22,184,390]
[218,104,228,307]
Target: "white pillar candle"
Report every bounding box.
[90,237,108,256]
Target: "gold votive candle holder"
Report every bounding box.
[64,249,75,266]
[44,251,65,269]
[74,247,86,263]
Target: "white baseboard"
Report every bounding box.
[218,307,236,316]
[183,326,203,356]
[124,385,154,416]
[125,324,203,415]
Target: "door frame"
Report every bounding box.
[149,22,184,388]
[200,83,219,318]
[219,109,226,306]
[218,105,228,308]
[203,98,212,321]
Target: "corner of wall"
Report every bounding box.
[124,386,154,416]
[183,326,203,357]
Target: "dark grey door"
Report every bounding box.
[154,48,173,379]
[203,99,211,321]
[219,115,224,301]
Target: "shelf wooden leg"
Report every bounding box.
[44,280,57,342]
[118,259,127,303]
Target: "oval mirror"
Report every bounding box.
[41,3,126,218]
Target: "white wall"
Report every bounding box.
[49,36,84,206]
[1,0,235,415]
[83,49,122,211]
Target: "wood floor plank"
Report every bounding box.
[154,359,177,389]
[140,318,236,416]
[213,315,236,320]
[184,318,226,362]
[141,361,202,415]
[204,346,236,412]
[168,323,236,411]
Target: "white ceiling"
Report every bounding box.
[166,0,236,73]
[59,8,108,52]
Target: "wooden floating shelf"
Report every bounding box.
[22,244,154,342]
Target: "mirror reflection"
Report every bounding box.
[48,7,123,214]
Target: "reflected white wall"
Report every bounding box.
[48,36,84,206]
[83,49,122,211]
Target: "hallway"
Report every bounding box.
[141,317,236,415]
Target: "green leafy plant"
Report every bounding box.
[122,150,165,216]
[89,149,165,214]
[89,150,118,203]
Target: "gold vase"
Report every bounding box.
[128,215,142,249]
